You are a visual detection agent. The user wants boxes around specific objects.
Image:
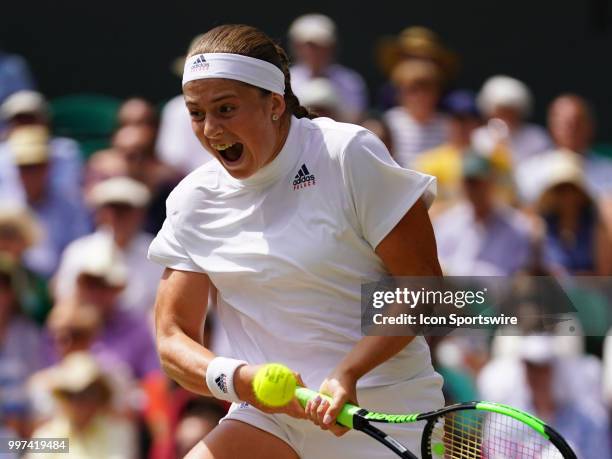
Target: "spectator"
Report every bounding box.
[376,26,459,110]
[54,176,162,317]
[0,90,84,200]
[0,204,51,323]
[383,60,448,167]
[31,297,139,425]
[174,398,227,459]
[112,125,181,234]
[6,126,90,277]
[117,97,158,129]
[0,254,42,438]
[289,13,368,122]
[67,234,160,380]
[0,49,35,121]
[472,76,552,164]
[26,352,138,459]
[534,152,612,276]
[478,336,610,459]
[83,148,129,196]
[434,153,532,275]
[156,34,214,175]
[415,90,483,214]
[516,94,612,203]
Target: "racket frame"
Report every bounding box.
[295,388,577,459]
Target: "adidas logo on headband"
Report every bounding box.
[190,54,209,72]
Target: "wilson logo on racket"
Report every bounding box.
[293,164,316,190]
[214,374,228,393]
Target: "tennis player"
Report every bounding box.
[149,24,444,459]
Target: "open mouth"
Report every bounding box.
[213,142,244,163]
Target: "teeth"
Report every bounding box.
[212,143,235,151]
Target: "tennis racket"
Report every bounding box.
[296,387,577,459]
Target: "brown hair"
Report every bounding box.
[189,24,315,120]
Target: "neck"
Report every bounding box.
[268,116,291,165]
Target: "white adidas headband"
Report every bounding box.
[182,53,285,95]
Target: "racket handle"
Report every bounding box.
[295,387,362,429]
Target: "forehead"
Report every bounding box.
[551,98,586,117]
[183,78,259,105]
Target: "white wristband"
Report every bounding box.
[205,357,248,403]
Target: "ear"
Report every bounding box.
[270,93,287,118]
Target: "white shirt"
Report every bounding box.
[55,231,163,316]
[156,95,214,174]
[434,202,531,276]
[148,116,436,389]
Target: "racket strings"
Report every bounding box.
[428,410,564,458]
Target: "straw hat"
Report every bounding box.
[8,126,50,166]
[376,26,459,81]
[46,352,112,401]
[535,150,590,206]
[0,203,43,248]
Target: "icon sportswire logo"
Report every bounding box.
[293,163,316,190]
[191,54,209,72]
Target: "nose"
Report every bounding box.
[203,116,223,140]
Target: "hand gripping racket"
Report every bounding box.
[296,387,577,459]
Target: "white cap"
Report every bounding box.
[0,202,43,248]
[536,150,589,199]
[289,14,336,46]
[45,352,111,395]
[295,78,339,110]
[520,335,556,364]
[76,232,128,287]
[477,75,532,118]
[0,90,48,120]
[88,176,151,208]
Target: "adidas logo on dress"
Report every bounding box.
[293,164,316,190]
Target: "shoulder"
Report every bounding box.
[304,117,383,162]
[165,161,221,215]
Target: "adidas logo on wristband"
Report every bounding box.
[215,374,228,393]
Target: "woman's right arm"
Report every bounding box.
[154,268,307,419]
[154,267,216,396]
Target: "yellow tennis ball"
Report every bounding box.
[253,363,297,407]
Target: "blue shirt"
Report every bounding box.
[24,188,91,278]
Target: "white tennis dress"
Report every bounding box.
[148,116,444,458]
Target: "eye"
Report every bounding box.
[219,105,235,115]
[189,110,205,121]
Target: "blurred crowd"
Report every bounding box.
[1,12,612,459]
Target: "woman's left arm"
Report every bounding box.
[306,198,442,435]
